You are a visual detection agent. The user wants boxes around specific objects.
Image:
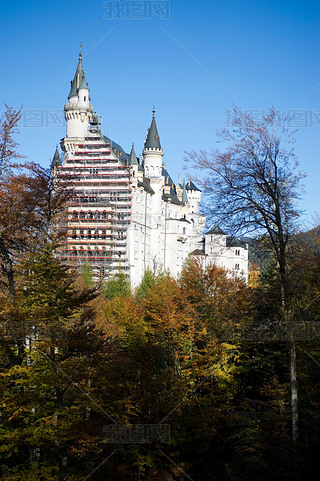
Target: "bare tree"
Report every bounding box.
[185,106,305,441]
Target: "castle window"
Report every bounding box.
[235,249,240,256]
[182,227,186,235]
[84,96,86,101]
[235,263,240,270]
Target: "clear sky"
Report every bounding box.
[1,0,319,226]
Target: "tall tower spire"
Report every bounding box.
[143,107,163,177]
[144,107,161,150]
[64,48,93,140]
[68,49,89,99]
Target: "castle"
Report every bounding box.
[52,51,248,286]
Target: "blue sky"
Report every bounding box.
[1,0,319,226]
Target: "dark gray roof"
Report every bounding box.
[161,165,183,205]
[191,249,207,256]
[186,179,201,192]
[51,145,61,168]
[182,180,188,204]
[206,224,226,235]
[79,76,89,90]
[128,144,138,165]
[103,135,129,164]
[144,108,161,149]
[162,191,184,205]
[68,52,89,99]
[138,177,155,194]
[227,237,248,249]
[162,166,173,185]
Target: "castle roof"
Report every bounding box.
[226,237,248,249]
[191,249,207,256]
[138,177,155,194]
[186,179,201,192]
[206,224,226,235]
[51,145,61,168]
[103,136,129,164]
[127,143,138,165]
[68,51,89,99]
[144,107,161,150]
[182,179,188,204]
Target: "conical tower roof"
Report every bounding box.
[68,50,89,99]
[182,179,188,204]
[51,145,61,168]
[128,143,138,165]
[144,107,161,149]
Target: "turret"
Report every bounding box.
[64,49,93,139]
[186,179,201,213]
[143,107,164,178]
[128,143,138,166]
[182,179,188,204]
[51,144,61,169]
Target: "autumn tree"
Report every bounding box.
[185,107,305,440]
[0,240,106,480]
[0,106,73,301]
[0,104,24,173]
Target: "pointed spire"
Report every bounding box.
[144,107,161,149]
[68,49,89,99]
[182,179,188,204]
[51,145,61,168]
[128,143,138,165]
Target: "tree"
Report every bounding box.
[0,240,104,480]
[103,270,131,300]
[0,104,23,173]
[0,106,73,301]
[185,107,305,441]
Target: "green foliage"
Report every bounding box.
[135,267,156,300]
[103,270,131,300]
[79,259,94,288]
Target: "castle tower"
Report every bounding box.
[143,107,164,178]
[186,179,201,214]
[64,49,93,141]
[51,144,61,169]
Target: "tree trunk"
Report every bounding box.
[290,341,298,441]
[0,235,15,301]
[279,248,299,441]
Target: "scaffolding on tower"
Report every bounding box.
[56,114,132,281]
